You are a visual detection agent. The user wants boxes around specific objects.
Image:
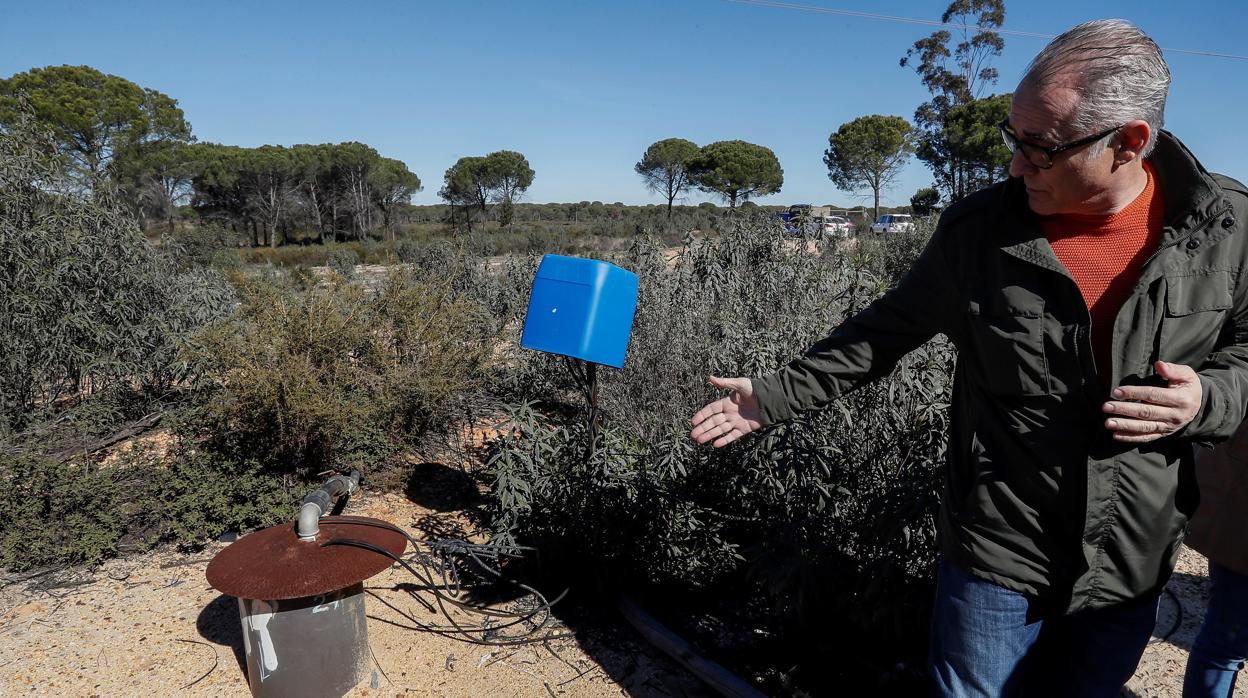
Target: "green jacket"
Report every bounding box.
[752,131,1248,615]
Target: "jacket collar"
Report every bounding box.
[995,131,1231,271]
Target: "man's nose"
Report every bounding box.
[1009,149,1037,178]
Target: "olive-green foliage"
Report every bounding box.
[190,264,497,475]
[0,443,296,571]
[327,247,360,278]
[911,187,941,216]
[686,140,784,208]
[163,223,247,269]
[0,65,192,194]
[149,446,293,548]
[0,453,124,570]
[488,404,742,588]
[0,111,233,432]
[488,215,951,654]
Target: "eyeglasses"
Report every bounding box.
[998,120,1122,170]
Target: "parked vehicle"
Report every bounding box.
[869,213,914,234]
[821,215,853,237]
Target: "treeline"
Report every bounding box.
[184,142,419,246]
[0,65,421,246]
[1,0,1012,249]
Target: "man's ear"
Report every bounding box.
[1115,120,1151,164]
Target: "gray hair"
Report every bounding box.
[1020,19,1170,157]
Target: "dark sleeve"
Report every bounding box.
[1185,290,1248,442]
[1183,191,1248,442]
[750,217,964,425]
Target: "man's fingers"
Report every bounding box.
[1111,431,1164,444]
[692,419,741,447]
[1102,401,1185,424]
[712,428,742,448]
[691,410,731,442]
[1108,385,1186,407]
[1105,417,1170,435]
[691,399,725,426]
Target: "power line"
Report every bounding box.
[724,0,1248,61]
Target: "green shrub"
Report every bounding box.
[0,440,299,570]
[149,446,294,548]
[0,113,233,430]
[190,264,498,475]
[327,248,360,278]
[486,213,952,657]
[0,453,125,571]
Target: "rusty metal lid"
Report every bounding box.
[206,516,408,600]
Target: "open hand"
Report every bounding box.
[690,376,763,448]
[1102,361,1203,443]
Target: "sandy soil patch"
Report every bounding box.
[0,480,1236,697]
[0,487,710,698]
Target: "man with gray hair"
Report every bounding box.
[690,19,1248,696]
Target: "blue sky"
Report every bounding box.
[2,0,1245,207]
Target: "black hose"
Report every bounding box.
[316,519,570,647]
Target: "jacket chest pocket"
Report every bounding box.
[1159,271,1233,366]
[966,298,1050,396]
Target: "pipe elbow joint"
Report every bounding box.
[296,501,322,541]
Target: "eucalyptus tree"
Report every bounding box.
[687,140,783,209]
[900,0,1005,201]
[635,138,699,219]
[0,65,191,196]
[824,115,914,221]
[1,114,232,427]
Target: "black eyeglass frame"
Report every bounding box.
[998,120,1123,170]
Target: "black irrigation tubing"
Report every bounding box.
[322,518,556,614]
[363,582,575,647]
[321,535,570,647]
[326,537,554,624]
[366,592,574,648]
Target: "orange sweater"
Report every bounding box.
[1041,163,1165,387]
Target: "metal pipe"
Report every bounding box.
[296,470,360,541]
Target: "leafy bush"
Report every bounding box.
[0,440,298,570]
[144,444,294,548]
[0,453,125,570]
[0,112,234,431]
[486,214,951,663]
[190,264,498,475]
[327,247,360,278]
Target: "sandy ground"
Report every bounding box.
[0,478,1240,697]
[0,487,711,698]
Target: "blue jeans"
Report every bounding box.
[1184,561,1248,697]
[929,557,1159,697]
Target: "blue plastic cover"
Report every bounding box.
[520,254,639,368]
